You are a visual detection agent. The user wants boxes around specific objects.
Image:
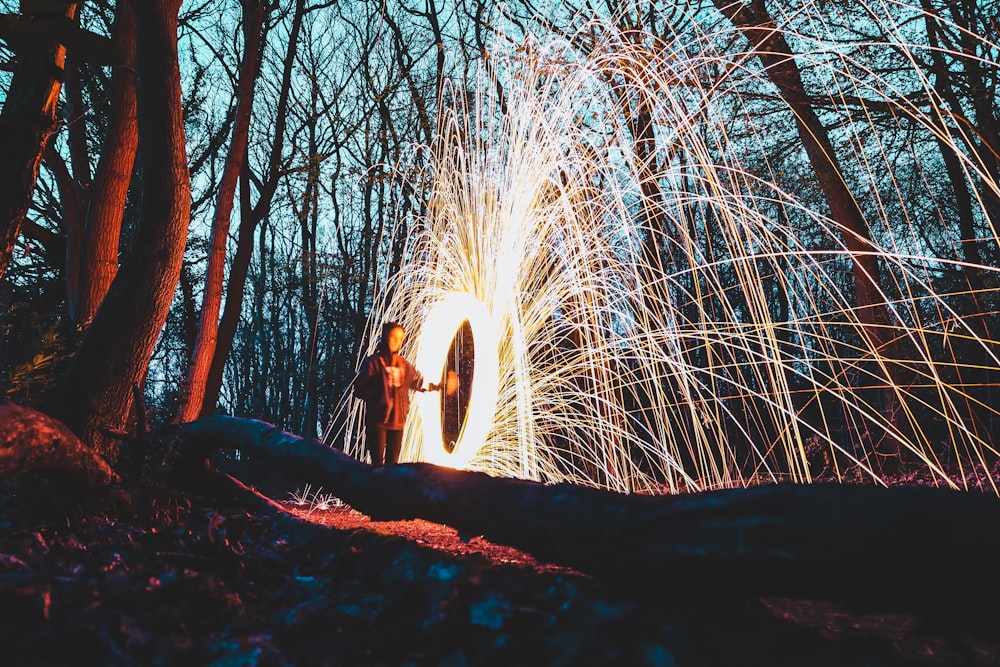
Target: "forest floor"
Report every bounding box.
[1,468,999,667]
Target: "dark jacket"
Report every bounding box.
[354,351,424,430]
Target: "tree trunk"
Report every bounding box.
[4,407,997,618]
[42,142,86,287]
[47,0,190,457]
[714,0,908,460]
[716,0,890,342]
[201,178,259,418]
[179,415,1000,615]
[174,0,267,423]
[73,0,138,329]
[0,3,76,280]
[200,0,307,418]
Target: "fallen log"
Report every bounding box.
[181,415,1000,618]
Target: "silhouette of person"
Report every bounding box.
[353,321,438,465]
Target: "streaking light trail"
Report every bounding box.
[331,5,1000,495]
[413,292,499,469]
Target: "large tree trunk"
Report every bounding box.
[180,415,1000,616]
[0,3,76,280]
[47,0,191,457]
[174,0,267,423]
[72,0,138,329]
[714,0,887,332]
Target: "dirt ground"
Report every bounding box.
[1,478,998,666]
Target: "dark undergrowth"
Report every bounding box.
[1,467,997,666]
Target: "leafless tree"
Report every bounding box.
[47,0,192,458]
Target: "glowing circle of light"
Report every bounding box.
[413,292,499,468]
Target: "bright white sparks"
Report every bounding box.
[412,292,499,469]
[330,6,1000,495]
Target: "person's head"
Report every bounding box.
[380,321,405,354]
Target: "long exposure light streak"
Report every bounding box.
[330,2,1000,495]
[412,292,499,468]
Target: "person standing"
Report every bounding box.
[353,321,436,465]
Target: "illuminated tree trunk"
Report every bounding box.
[48,0,190,457]
[36,3,136,330]
[0,402,116,489]
[715,0,890,340]
[201,177,262,419]
[49,17,89,306]
[73,1,138,329]
[0,3,76,280]
[174,0,268,424]
[200,0,307,419]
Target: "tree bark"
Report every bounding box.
[174,0,267,423]
[200,0,308,418]
[4,406,997,618]
[0,3,76,280]
[180,415,1000,614]
[0,401,116,489]
[73,0,138,329]
[716,0,892,339]
[713,0,911,460]
[42,142,86,284]
[47,0,190,457]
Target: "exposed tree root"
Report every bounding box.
[0,401,117,489]
[178,414,1000,626]
[3,404,997,632]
